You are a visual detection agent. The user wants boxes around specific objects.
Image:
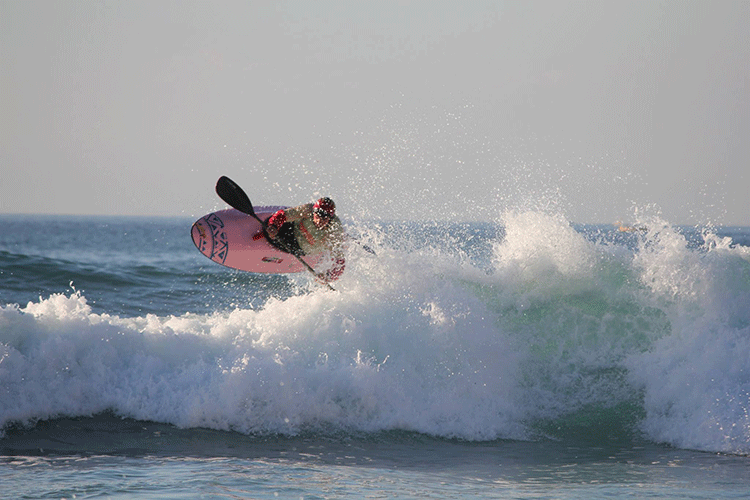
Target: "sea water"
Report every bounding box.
[1,212,750,498]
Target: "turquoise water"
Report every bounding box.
[2,213,750,498]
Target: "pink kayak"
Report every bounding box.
[191,207,322,273]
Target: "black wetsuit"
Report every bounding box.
[265,219,305,257]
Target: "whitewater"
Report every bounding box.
[2,211,750,498]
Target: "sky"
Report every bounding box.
[2,0,748,225]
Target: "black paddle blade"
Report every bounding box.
[361,243,377,256]
[216,176,255,216]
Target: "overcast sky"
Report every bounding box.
[2,1,748,225]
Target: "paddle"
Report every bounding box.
[215,175,336,291]
[356,238,377,256]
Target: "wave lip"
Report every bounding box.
[624,220,750,454]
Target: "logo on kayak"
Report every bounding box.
[262,256,283,263]
[203,214,228,264]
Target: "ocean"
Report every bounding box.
[1,211,749,498]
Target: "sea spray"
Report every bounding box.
[626,218,750,453]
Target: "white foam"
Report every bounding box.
[626,218,750,453]
[0,266,526,439]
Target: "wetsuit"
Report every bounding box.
[266,204,346,281]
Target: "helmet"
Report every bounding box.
[313,197,335,218]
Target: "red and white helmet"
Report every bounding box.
[313,197,336,218]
